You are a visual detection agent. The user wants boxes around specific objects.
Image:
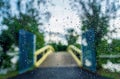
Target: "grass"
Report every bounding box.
[98,69,120,79]
[0,65,35,79]
[0,68,119,79]
[0,66,35,79]
[0,71,18,79]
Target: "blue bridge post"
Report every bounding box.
[82,28,96,72]
[19,30,36,74]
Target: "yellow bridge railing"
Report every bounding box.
[34,45,55,67]
[67,45,82,67]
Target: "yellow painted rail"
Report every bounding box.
[67,45,82,67]
[34,45,55,67]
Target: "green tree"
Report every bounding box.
[0,30,14,54]
[97,40,109,54]
[2,14,45,51]
[97,39,120,68]
[65,28,79,45]
[70,0,120,69]
[0,0,52,53]
[0,13,45,69]
[110,39,120,54]
[70,0,120,46]
[49,42,67,51]
[0,0,51,68]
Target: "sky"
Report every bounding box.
[43,0,81,44]
[42,0,120,44]
[0,0,120,44]
[43,0,120,44]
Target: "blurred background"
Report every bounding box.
[0,0,120,79]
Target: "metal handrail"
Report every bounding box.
[34,45,55,67]
[67,45,82,67]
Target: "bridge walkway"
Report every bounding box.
[40,52,78,67]
[9,52,109,79]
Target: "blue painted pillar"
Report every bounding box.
[82,28,96,72]
[19,30,36,74]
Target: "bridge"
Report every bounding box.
[9,45,109,79]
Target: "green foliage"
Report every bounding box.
[65,28,79,45]
[49,42,81,52]
[0,0,51,69]
[97,40,110,55]
[98,69,120,79]
[110,39,120,54]
[97,39,120,68]
[71,0,120,69]
[82,17,109,45]
[0,14,45,70]
[1,14,45,52]
[2,54,11,68]
[0,0,51,52]
[97,39,120,55]
[71,0,120,45]
[49,42,67,51]
[73,43,81,49]
[0,30,14,53]
[96,40,111,68]
[35,32,45,49]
